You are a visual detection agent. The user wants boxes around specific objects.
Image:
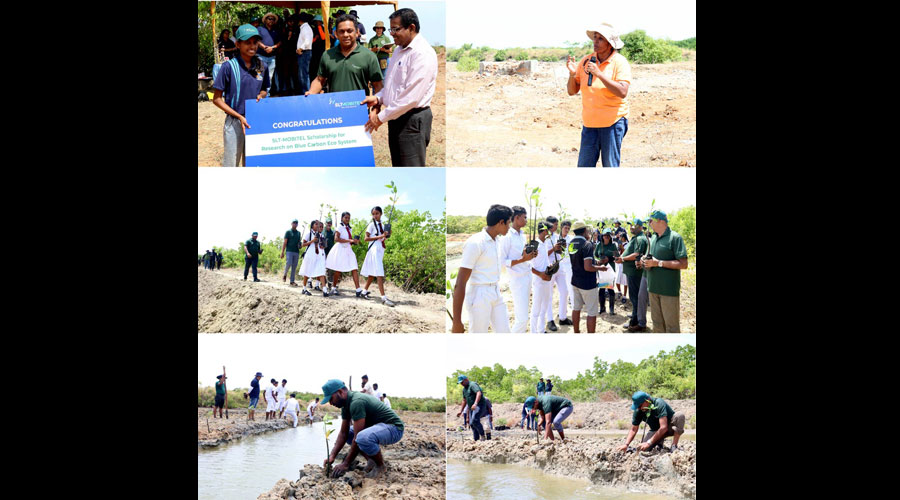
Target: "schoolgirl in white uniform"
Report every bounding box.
[361,206,395,306]
[324,211,364,297]
[299,220,329,296]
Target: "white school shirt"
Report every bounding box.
[383,397,391,409]
[308,401,318,412]
[375,32,437,122]
[532,238,550,273]
[277,385,287,402]
[362,385,375,396]
[366,221,386,246]
[498,227,532,279]
[459,228,502,285]
[286,398,299,413]
[555,232,572,271]
[374,391,383,400]
[296,22,313,51]
[265,385,276,402]
[303,230,325,254]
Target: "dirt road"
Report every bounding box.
[446,234,696,333]
[198,268,445,333]
[257,411,445,500]
[198,53,446,167]
[446,57,696,167]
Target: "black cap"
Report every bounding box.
[362,374,368,379]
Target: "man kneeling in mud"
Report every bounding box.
[320,379,404,479]
[618,391,685,452]
[527,394,573,442]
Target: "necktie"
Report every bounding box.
[377,221,385,248]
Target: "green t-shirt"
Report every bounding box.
[367,33,393,61]
[462,381,486,409]
[537,394,572,415]
[341,391,404,432]
[622,232,649,278]
[284,228,302,253]
[631,397,675,431]
[647,227,688,296]
[317,43,383,93]
[594,240,618,271]
[215,381,226,396]
[245,239,262,258]
[324,228,335,253]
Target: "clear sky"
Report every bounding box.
[447,0,696,48]
[198,335,447,398]
[351,1,445,45]
[446,168,695,218]
[446,335,695,379]
[197,168,444,253]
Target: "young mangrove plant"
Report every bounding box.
[383,180,400,234]
[523,183,543,254]
[323,413,335,476]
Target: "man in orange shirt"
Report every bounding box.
[566,23,632,167]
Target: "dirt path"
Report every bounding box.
[198,405,340,447]
[446,58,696,168]
[257,411,445,500]
[198,268,445,333]
[446,234,696,333]
[199,53,446,167]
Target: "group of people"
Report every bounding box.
[451,205,689,333]
[213,372,319,428]
[200,249,222,270]
[211,8,438,167]
[239,207,396,306]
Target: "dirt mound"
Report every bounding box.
[447,432,696,499]
[257,412,445,500]
[446,60,696,167]
[198,268,445,333]
[198,405,340,447]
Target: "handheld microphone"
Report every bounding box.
[587,56,597,85]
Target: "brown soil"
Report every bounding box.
[446,59,696,167]
[198,404,340,447]
[198,267,445,333]
[446,234,696,333]
[256,411,445,500]
[198,53,446,167]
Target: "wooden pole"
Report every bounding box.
[211,2,219,64]
[223,365,229,419]
[322,1,330,50]
[349,375,352,391]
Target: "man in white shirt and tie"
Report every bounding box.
[497,206,537,333]
[452,205,514,333]
[295,12,314,95]
[361,8,438,166]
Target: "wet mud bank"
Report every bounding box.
[198,408,333,448]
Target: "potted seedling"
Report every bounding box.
[323,413,335,476]
[383,180,399,235]
[523,183,542,255]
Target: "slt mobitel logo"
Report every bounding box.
[328,97,358,109]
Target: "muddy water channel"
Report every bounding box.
[198,420,337,500]
[448,459,673,500]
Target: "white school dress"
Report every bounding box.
[298,230,327,278]
[615,243,629,286]
[325,223,358,272]
[361,220,386,277]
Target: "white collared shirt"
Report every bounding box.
[286,398,299,413]
[532,238,550,273]
[277,385,287,400]
[375,32,437,122]
[548,232,569,271]
[297,22,313,51]
[383,397,391,409]
[498,227,532,279]
[460,228,502,285]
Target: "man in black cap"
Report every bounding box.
[244,372,263,421]
[348,9,366,43]
[214,374,227,418]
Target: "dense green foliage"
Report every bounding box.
[493,50,507,61]
[197,385,445,412]
[447,215,485,234]
[620,30,683,64]
[670,37,696,50]
[667,205,696,259]
[457,56,479,72]
[211,208,445,294]
[446,345,696,404]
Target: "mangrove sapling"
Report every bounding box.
[445,270,457,320]
[323,414,336,476]
[523,184,543,254]
[384,180,399,235]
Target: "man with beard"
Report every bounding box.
[320,379,404,479]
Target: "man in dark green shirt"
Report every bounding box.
[367,21,393,77]
[455,375,487,441]
[320,379,404,480]
[616,218,650,332]
[306,14,383,95]
[243,231,264,282]
[281,219,302,286]
[643,210,689,332]
[528,394,574,441]
[619,391,685,452]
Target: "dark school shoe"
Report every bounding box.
[253,279,261,282]
[547,321,558,332]
[302,288,312,296]
[558,318,573,326]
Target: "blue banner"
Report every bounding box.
[244,90,375,167]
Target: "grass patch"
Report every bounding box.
[615,419,629,430]
[689,415,696,429]
[457,56,479,72]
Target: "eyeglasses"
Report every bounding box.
[388,26,404,34]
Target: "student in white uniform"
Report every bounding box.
[360,206,395,306]
[264,379,278,420]
[299,220,329,296]
[530,222,553,334]
[373,383,382,401]
[543,216,571,330]
[284,393,300,427]
[381,393,391,409]
[557,221,575,322]
[497,206,537,333]
[361,374,375,396]
[307,397,319,424]
[451,205,514,333]
[277,379,288,418]
[325,211,364,297]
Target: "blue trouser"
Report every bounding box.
[346,422,404,456]
[469,406,486,440]
[258,55,275,95]
[244,256,258,280]
[297,50,312,95]
[519,408,536,429]
[551,405,574,431]
[577,117,629,167]
[627,274,647,327]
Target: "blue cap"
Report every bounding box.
[633,218,644,226]
[252,231,258,236]
[524,396,536,407]
[321,379,346,405]
[236,24,261,41]
[457,375,467,384]
[630,391,651,410]
[313,14,323,21]
[255,372,263,377]
[647,210,667,222]
[291,219,298,224]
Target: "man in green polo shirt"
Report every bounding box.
[618,391,685,452]
[306,14,383,95]
[281,219,302,286]
[528,394,574,442]
[367,21,393,78]
[616,218,650,332]
[455,375,487,441]
[323,218,336,288]
[320,379,404,480]
[642,210,688,332]
[243,231,264,282]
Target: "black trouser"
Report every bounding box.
[244,256,258,280]
[599,288,615,313]
[388,107,432,166]
[217,260,222,270]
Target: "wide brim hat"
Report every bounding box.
[586,23,624,50]
[373,20,385,30]
[263,12,279,23]
[571,220,587,231]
